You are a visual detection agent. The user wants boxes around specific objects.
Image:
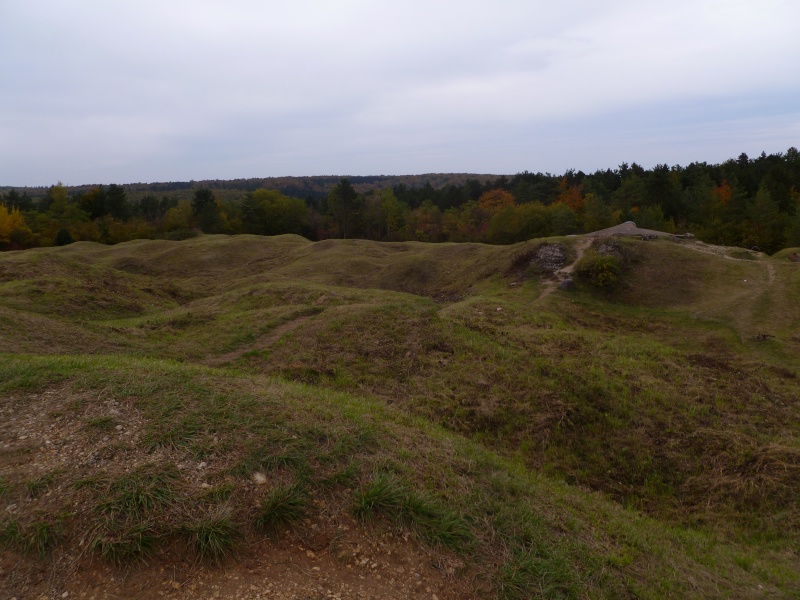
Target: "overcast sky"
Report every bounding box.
[2,1,799,186]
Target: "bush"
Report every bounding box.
[54,228,74,246]
[574,250,621,289]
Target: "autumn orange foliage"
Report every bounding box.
[477,189,515,214]
[714,180,733,205]
[556,178,584,211]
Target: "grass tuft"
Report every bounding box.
[96,464,179,519]
[182,507,239,562]
[198,482,235,504]
[320,461,360,487]
[256,483,309,535]
[353,473,473,551]
[85,415,117,431]
[0,518,21,549]
[91,521,157,565]
[352,474,406,521]
[498,547,582,600]
[23,520,61,557]
[26,472,56,498]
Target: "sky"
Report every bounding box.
[1,0,799,187]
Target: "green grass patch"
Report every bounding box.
[91,521,157,566]
[95,463,179,519]
[182,507,239,562]
[25,472,56,498]
[353,473,473,551]
[256,483,309,535]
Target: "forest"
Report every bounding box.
[2,149,800,254]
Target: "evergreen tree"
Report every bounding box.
[192,188,222,233]
[328,179,360,239]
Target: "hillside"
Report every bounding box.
[1,234,799,598]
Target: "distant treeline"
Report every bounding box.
[2,149,800,253]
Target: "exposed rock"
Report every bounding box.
[531,244,566,273]
[596,241,623,257]
[558,278,575,291]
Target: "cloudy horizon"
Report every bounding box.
[2,0,799,187]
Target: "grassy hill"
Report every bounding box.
[1,234,799,598]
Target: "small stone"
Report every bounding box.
[115,425,123,431]
[200,483,211,489]
[252,472,267,485]
[558,278,575,291]
[62,593,70,599]
[198,462,207,470]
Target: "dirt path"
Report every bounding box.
[676,240,782,340]
[765,260,776,285]
[535,236,592,301]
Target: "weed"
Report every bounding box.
[96,464,178,519]
[401,492,473,550]
[320,462,360,487]
[199,482,235,504]
[256,484,308,534]
[73,475,106,490]
[352,473,472,551]
[91,521,157,565]
[498,547,582,600]
[0,518,21,548]
[182,507,239,562]
[26,473,56,498]
[0,476,9,498]
[85,415,116,431]
[23,520,61,557]
[234,445,311,480]
[352,474,406,521]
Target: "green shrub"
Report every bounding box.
[574,250,622,289]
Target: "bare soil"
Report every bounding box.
[0,386,474,600]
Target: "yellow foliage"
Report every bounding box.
[0,203,32,246]
[477,189,515,214]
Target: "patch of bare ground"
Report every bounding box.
[534,236,592,300]
[2,528,466,600]
[0,384,473,600]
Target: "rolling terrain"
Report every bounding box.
[1,234,799,598]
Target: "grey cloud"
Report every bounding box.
[1,0,799,185]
